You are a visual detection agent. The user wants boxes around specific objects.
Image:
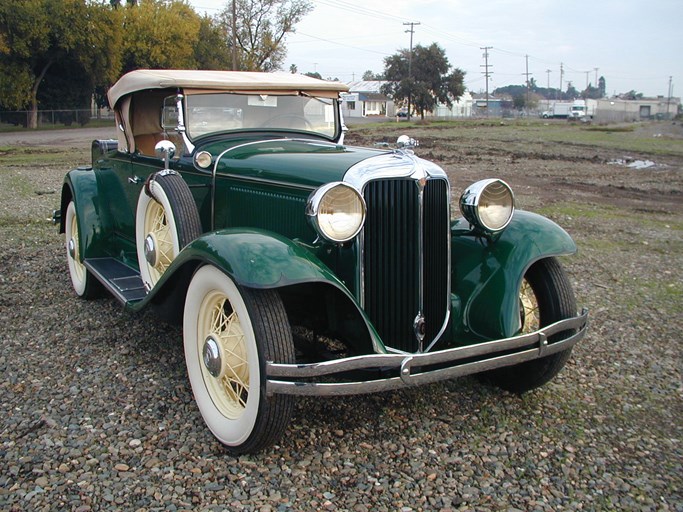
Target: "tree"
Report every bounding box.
[121,0,202,73]
[0,0,122,128]
[565,82,579,100]
[598,76,606,97]
[381,43,465,119]
[362,70,383,81]
[194,15,233,70]
[218,0,312,72]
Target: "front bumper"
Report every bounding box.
[266,309,588,396]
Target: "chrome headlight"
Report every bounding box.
[459,179,515,233]
[306,182,366,242]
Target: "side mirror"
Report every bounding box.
[155,140,176,170]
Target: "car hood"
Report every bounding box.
[205,138,392,188]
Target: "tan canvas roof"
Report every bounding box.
[107,69,349,107]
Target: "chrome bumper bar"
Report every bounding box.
[266,309,588,396]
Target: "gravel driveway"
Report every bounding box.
[1,123,681,511]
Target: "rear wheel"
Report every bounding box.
[65,201,101,299]
[479,257,577,393]
[183,265,295,454]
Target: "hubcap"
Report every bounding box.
[68,238,76,260]
[144,234,157,266]
[203,335,223,379]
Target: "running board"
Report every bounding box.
[84,258,147,304]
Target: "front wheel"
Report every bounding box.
[479,257,577,394]
[183,265,295,454]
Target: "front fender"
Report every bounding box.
[141,228,387,353]
[451,210,577,342]
[178,229,343,288]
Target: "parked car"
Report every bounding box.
[55,69,588,454]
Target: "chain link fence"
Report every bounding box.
[0,109,115,129]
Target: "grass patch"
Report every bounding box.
[0,119,115,133]
[0,146,89,166]
[583,125,636,133]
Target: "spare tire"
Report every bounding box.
[136,172,202,291]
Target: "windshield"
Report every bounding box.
[185,93,338,139]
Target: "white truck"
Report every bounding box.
[541,103,572,119]
[568,99,596,121]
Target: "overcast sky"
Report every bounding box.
[188,0,682,98]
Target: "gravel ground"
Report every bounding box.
[1,122,682,511]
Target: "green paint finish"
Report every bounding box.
[205,138,385,188]
[450,210,577,342]
[63,168,111,261]
[128,227,387,352]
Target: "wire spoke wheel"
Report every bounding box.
[519,278,540,333]
[199,292,251,418]
[478,257,577,394]
[184,265,295,454]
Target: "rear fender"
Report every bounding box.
[59,168,112,260]
[451,210,577,341]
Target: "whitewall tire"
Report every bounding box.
[65,201,100,298]
[183,265,295,454]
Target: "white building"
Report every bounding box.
[340,81,394,118]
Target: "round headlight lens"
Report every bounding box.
[460,179,514,233]
[307,183,366,242]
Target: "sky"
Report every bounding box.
[187,0,682,98]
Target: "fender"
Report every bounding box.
[450,210,577,342]
[137,228,387,353]
[59,168,112,261]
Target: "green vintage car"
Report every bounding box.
[56,69,587,454]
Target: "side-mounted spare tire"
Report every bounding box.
[478,257,578,394]
[136,171,202,291]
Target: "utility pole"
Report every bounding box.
[559,62,564,100]
[545,69,552,110]
[585,71,590,91]
[231,0,237,70]
[481,46,493,117]
[667,76,673,119]
[594,67,599,88]
[403,22,420,121]
[523,54,532,116]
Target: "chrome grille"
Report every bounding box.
[362,178,450,352]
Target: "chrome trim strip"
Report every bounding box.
[265,310,588,396]
[176,94,195,154]
[415,176,426,351]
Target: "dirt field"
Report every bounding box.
[1,120,681,511]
